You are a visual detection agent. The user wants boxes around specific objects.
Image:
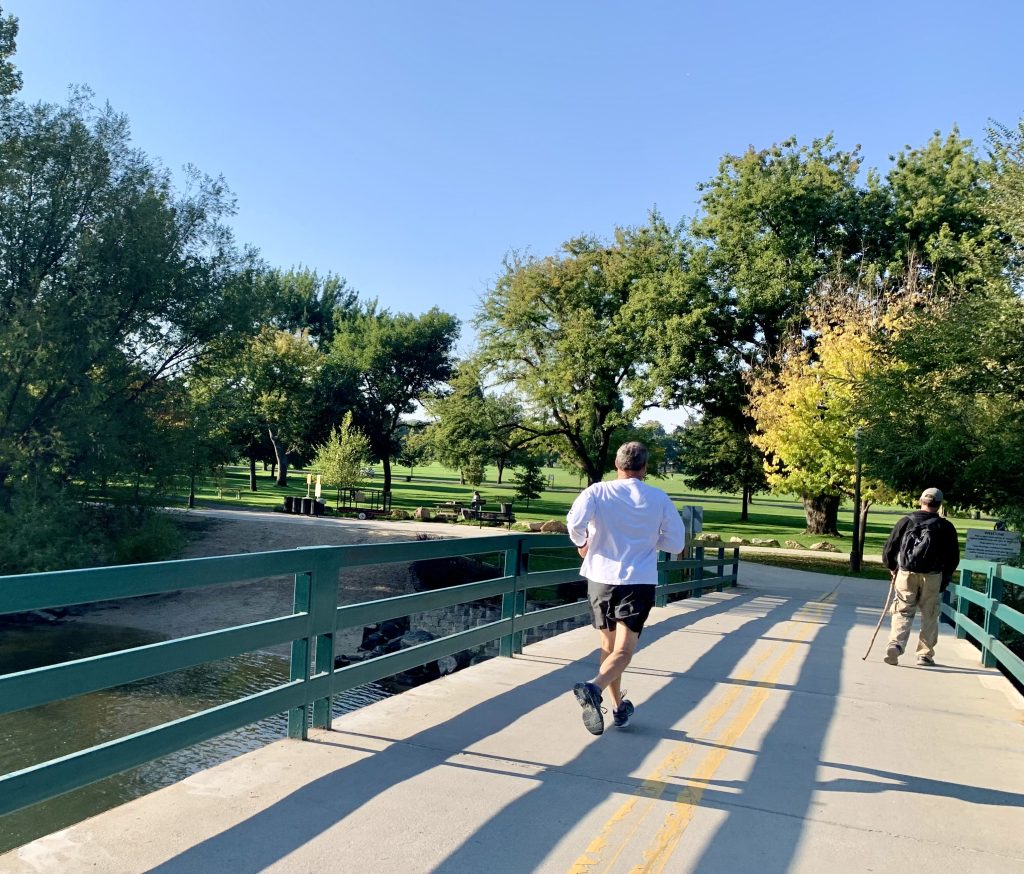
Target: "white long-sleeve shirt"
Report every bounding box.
[566,478,686,585]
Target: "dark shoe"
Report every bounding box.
[573,682,605,735]
[917,655,935,666]
[612,699,635,728]
[884,643,902,666]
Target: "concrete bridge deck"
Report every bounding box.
[3,563,1022,874]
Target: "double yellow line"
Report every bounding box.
[568,599,831,874]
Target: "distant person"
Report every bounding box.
[566,442,686,735]
[881,488,960,667]
[471,490,482,505]
[994,520,1007,531]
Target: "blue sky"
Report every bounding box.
[8,1,1023,370]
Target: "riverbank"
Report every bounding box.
[60,509,515,656]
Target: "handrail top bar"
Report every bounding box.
[0,532,573,615]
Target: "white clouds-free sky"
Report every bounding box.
[8,0,1023,363]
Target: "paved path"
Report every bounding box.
[3,564,1022,873]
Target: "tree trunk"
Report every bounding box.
[188,470,196,509]
[382,454,392,495]
[267,427,288,487]
[496,460,505,484]
[803,493,840,535]
[248,455,258,492]
[740,486,750,521]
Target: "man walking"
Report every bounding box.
[566,441,686,735]
[881,487,960,666]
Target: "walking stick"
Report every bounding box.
[862,574,896,660]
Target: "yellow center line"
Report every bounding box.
[581,645,779,874]
[567,625,797,874]
[632,607,825,874]
[566,602,830,874]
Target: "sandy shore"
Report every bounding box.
[73,509,515,655]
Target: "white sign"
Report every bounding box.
[676,506,703,556]
[965,528,1021,562]
[314,474,322,500]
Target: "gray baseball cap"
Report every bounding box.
[920,488,943,505]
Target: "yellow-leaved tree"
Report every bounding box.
[749,289,895,548]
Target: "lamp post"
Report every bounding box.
[850,427,863,572]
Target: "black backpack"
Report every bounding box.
[898,516,943,572]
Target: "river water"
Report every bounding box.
[0,621,390,854]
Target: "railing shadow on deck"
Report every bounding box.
[0,534,738,823]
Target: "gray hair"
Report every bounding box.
[615,441,648,472]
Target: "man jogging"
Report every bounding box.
[881,487,960,666]
[566,441,686,735]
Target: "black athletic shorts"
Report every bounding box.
[587,581,656,635]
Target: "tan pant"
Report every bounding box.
[888,570,942,659]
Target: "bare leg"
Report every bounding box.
[590,623,639,709]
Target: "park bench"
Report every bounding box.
[473,503,515,529]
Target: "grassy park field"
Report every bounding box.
[174,461,986,580]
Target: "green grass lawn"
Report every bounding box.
[182,462,981,562]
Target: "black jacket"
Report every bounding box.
[882,509,960,584]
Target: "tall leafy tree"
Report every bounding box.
[476,214,706,484]
[985,119,1024,276]
[239,328,323,486]
[749,289,886,535]
[0,92,257,505]
[673,417,766,520]
[0,3,20,99]
[422,364,493,484]
[858,288,1024,525]
[267,267,358,346]
[668,137,870,529]
[336,305,459,494]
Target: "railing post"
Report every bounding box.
[499,540,522,658]
[311,550,343,730]
[695,545,705,596]
[731,547,740,588]
[715,546,726,592]
[288,570,312,739]
[514,586,527,654]
[656,551,669,608]
[955,567,972,639]
[982,564,1003,668]
[289,549,343,738]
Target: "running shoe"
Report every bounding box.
[612,699,635,728]
[573,682,605,735]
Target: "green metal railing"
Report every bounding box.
[0,535,738,818]
[943,560,1024,685]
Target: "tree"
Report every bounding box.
[312,411,370,509]
[479,391,529,484]
[0,3,20,98]
[511,457,546,508]
[337,306,459,494]
[986,118,1024,275]
[422,364,493,484]
[667,137,870,528]
[0,92,258,506]
[748,286,888,536]
[240,328,323,486]
[396,424,431,478]
[476,214,707,484]
[857,287,1024,525]
[673,417,766,521]
[267,268,359,346]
